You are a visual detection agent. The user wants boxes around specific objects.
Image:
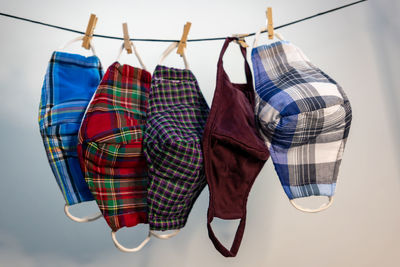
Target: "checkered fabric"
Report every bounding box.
[252,41,352,199]
[144,65,210,231]
[38,51,103,205]
[77,62,151,231]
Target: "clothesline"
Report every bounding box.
[0,0,367,42]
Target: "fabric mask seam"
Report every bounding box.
[211,132,267,155]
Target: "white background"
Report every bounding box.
[0,0,399,266]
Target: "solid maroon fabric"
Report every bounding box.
[202,37,269,257]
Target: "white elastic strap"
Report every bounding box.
[111,230,151,253]
[158,42,189,70]
[289,196,334,213]
[64,204,102,223]
[58,36,97,56]
[149,229,181,240]
[115,42,147,71]
[253,26,284,48]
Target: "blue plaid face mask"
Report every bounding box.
[251,31,352,212]
[38,39,103,222]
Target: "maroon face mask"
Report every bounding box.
[202,37,270,257]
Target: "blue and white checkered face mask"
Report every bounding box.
[38,37,103,222]
[251,31,352,212]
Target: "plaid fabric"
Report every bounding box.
[144,65,210,231]
[252,41,352,199]
[78,62,151,231]
[38,51,103,205]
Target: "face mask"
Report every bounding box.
[78,41,152,252]
[38,37,103,222]
[202,37,269,257]
[252,31,352,212]
[143,42,210,239]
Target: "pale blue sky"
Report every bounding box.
[0,0,399,266]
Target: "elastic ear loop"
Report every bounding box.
[158,42,190,70]
[64,204,102,223]
[149,229,181,239]
[252,26,285,48]
[58,36,97,56]
[289,196,334,213]
[116,41,148,71]
[111,230,151,253]
[207,213,247,257]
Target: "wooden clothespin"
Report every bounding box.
[177,22,192,57]
[122,23,133,54]
[82,14,98,49]
[233,34,249,48]
[266,7,274,40]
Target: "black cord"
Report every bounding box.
[0,0,367,42]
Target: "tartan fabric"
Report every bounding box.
[78,62,151,231]
[252,41,352,199]
[38,51,103,205]
[144,65,210,231]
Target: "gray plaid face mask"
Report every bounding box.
[252,31,352,212]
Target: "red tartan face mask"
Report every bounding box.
[78,62,151,251]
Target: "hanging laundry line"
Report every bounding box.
[0,0,367,42]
